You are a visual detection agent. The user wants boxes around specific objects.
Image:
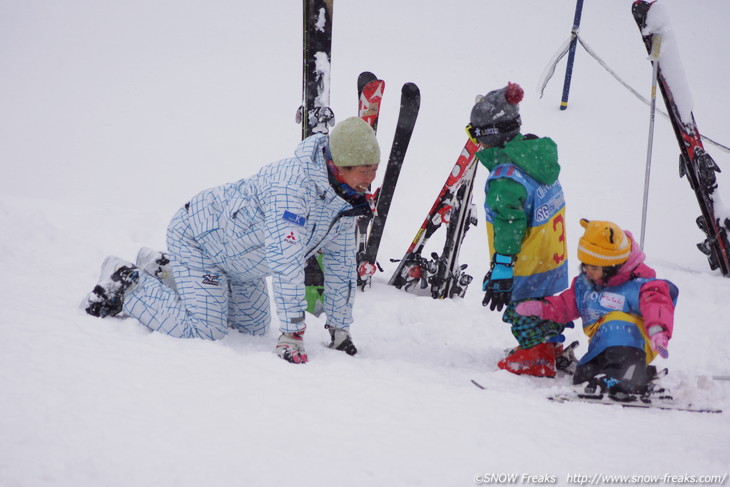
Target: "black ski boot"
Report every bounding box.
[84,256,139,318]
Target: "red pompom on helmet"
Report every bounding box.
[505,82,524,105]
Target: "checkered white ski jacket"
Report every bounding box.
[182,134,362,331]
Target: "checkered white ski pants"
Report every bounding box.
[123,209,271,340]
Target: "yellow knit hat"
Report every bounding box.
[577,219,632,266]
[329,117,380,167]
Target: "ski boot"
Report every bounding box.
[136,247,176,290]
[575,370,663,403]
[573,374,615,400]
[84,256,139,318]
[638,366,673,404]
[498,342,557,378]
[555,340,579,375]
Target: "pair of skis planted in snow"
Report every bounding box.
[302,73,420,313]
[356,78,482,300]
[356,74,482,302]
[632,0,730,276]
[297,0,480,303]
[297,0,423,312]
[389,140,481,299]
[355,72,421,290]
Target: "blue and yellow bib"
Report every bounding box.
[574,276,679,365]
[485,164,568,300]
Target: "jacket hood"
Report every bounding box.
[294,134,333,197]
[604,230,656,287]
[475,134,560,185]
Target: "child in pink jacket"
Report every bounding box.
[515,219,678,399]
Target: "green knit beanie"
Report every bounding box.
[329,117,380,167]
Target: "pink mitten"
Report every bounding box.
[650,331,670,359]
[515,300,543,318]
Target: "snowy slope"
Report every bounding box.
[1,1,729,486]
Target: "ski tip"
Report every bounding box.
[359,71,377,79]
[402,82,420,97]
[357,71,378,92]
[400,83,421,113]
[631,0,652,24]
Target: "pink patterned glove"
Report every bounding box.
[515,300,543,318]
[650,331,670,359]
[276,329,308,364]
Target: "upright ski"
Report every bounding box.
[355,72,386,288]
[358,72,385,132]
[358,71,377,97]
[296,0,335,139]
[359,82,421,289]
[305,71,387,313]
[429,159,479,299]
[389,139,480,298]
[301,0,335,316]
[632,0,730,276]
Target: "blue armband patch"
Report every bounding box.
[282,210,307,226]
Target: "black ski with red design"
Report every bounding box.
[359,82,420,289]
[355,71,385,288]
[632,0,730,276]
[389,139,480,298]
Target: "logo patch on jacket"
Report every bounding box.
[599,292,625,311]
[284,231,299,245]
[282,210,307,226]
[202,274,221,286]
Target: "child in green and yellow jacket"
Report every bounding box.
[468,82,570,377]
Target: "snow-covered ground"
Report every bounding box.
[1,1,729,486]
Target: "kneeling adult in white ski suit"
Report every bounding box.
[84,117,380,363]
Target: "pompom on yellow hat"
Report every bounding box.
[577,218,632,267]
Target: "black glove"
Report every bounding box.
[326,325,358,356]
[482,253,515,312]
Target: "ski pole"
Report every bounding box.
[560,0,585,110]
[640,34,661,250]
